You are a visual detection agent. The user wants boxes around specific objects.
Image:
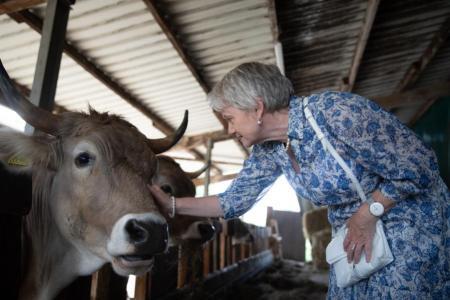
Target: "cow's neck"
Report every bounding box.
[21,216,106,300]
[19,175,105,300]
[20,228,74,300]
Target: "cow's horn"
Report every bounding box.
[186,160,210,179]
[0,60,61,135]
[147,110,188,154]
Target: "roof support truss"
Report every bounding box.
[341,0,380,92]
[0,0,45,14]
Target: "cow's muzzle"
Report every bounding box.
[124,218,168,255]
[107,213,168,259]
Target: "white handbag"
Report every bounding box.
[325,220,393,287]
[303,98,394,288]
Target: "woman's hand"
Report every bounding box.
[147,184,172,215]
[343,203,378,263]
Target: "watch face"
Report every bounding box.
[370,202,384,217]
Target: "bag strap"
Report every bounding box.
[302,97,367,203]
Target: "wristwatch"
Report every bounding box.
[367,196,385,217]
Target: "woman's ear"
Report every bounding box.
[255,98,265,119]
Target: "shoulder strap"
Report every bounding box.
[302,98,367,202]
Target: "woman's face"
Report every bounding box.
[221,105,260,147]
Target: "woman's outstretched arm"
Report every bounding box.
[148,184,224,218]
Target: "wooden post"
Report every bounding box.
[134,274,148,300]
[240,243,246,261]
[202,241,211,277]
[232,244,237,264]
[90,266,111,300]
[226,235,232,266]
[177,245,189,288]
[203,138,213,196]
[203,138,215,274]
[212,234,219,272]
[219,219,228,269]
[219,231,226,269]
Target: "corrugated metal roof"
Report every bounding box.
[278,0,371,94]
[0,0,449,182]
[277,0,450,103]
[164,0,276,86]
[353,0,450,98]
[0,0,277,177]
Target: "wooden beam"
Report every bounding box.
[167,155,243,167]
[0,0,45,14]
[395,17,450,92]
[341,0,379,92]
[373,81,450,110]
[29,0,72,111]
[141,0,249,158]
[193,173,238,186]
[175,130,232,149]
[141,0,209,93]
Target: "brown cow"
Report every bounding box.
[0,60,187,300]
[153,155,215,245]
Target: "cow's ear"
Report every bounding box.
[0,127,55,174]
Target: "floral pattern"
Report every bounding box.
[218,91,450,299]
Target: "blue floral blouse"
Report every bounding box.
[218,91,450,298]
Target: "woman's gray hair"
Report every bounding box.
[207,62,294,112]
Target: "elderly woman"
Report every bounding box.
[149,62,449,298]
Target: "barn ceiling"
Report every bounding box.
[0,0,449,185]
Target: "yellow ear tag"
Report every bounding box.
[7,155,29,167]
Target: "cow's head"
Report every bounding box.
[152,155,216,246]
[0,60,187,277]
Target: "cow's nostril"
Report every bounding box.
[125,219,149,244]
[125,219,168,254]
[198,223,215,242]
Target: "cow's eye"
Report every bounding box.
[160,184,173,195]
[75,152,94,168]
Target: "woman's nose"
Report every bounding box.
[227,123,235,134]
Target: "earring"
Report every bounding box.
[257,119,262,125]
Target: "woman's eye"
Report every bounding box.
[75,152,94,168]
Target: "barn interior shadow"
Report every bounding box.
[0,164,31,300]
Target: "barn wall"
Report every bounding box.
[272,210,305,261]
[413,97,450,188]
